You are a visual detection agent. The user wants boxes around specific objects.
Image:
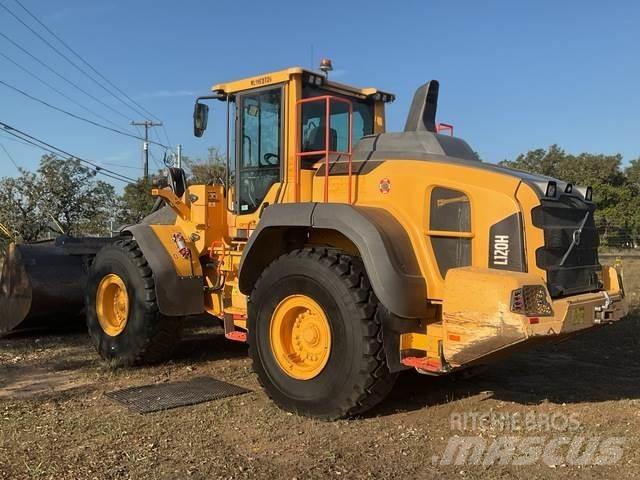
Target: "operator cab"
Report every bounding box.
[192,64,394,217]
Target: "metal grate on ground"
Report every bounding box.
[105,376,251,413]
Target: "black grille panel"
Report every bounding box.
[532,195,601,297]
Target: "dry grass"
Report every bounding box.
[2,308,640,479]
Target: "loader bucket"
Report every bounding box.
[0,237,113,334]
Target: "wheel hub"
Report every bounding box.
[270,294,331,380]
[96,274,130,337]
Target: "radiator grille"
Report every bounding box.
[532,195,601,297]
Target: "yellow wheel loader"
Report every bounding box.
[1,66,629,419]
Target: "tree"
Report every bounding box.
[625,157,640,186]
[500,145,640,248]
[0,172,48,243]
[35,155,117,236]
[0,154,117,244]
[117,178,156,226]
[500,145,564,177]
[183,147,227,185]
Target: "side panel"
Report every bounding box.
[238,203,427,319]
[125,224,204,317]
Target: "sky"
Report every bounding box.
[0,0,638,187]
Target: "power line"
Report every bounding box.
[0,121,137,183]
[2,129,134,184]
[0,31,136,126]
[10,0,172,147]
[0,131,41,149]
[131,120,163,180]
[148,148,163,170]
[1,125,136,183]
[0,0,149,122]
[3,128,135,184]
[0,48,130,132]
[101,161,144,171]
[0,78,170,148]
[3,126,129,184]
[161,126,172,149]
[151,127,173,157]
[0,142,20,169]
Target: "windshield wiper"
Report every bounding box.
[559,211,591,266]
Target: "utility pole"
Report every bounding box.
[131,120,163,180]
[177,144,182,169]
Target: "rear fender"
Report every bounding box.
[124,224,204,316]
[238,203,428,319]
[238,203,427,372]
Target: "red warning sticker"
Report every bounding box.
[379,178,391,194]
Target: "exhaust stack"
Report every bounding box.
[404,80,439,133]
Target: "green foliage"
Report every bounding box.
[182,147,227,185]
[117,178,156,226]
[500,145,640,248]
[0,171,47,242]
[0,154,117,243]
[36,155,117,236]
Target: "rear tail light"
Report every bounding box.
[511,285,553,316]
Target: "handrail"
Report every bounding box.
[295,95,353,203]
[436,123,454,136]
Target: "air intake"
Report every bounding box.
[404,80,439,133]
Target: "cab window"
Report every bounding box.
[237,87,282,213]
[300,85,374,157]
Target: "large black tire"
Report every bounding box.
[86,238,182,366]
[248,248,397,420]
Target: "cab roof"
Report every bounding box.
[211,66,395,102]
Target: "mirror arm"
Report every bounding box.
[195,93,227,103]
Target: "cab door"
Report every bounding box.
[232,86,284,231]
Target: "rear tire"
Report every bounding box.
[86,238,182,366]
[248,248,397,420]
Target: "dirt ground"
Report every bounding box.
[0,256,639,479]
[1,306,639,480]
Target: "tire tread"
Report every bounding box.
[249,247,397,419]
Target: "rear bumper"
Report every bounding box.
[401,265,629,373]
[527,288,627,338]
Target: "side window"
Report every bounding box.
[428,187,472,278]
[300,86,373,157]
[238,87,281,213]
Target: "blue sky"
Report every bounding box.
[0,0,638,186]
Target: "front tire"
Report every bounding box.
[86,238,181,366]
[248,248,397,420]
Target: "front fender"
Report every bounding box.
[124,224,204,317]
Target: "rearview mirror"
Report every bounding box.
[193,102,209,137]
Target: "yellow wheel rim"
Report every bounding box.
[96,274,130,337]
[270,294,331,380]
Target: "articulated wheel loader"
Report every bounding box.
[0,66,629,419]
